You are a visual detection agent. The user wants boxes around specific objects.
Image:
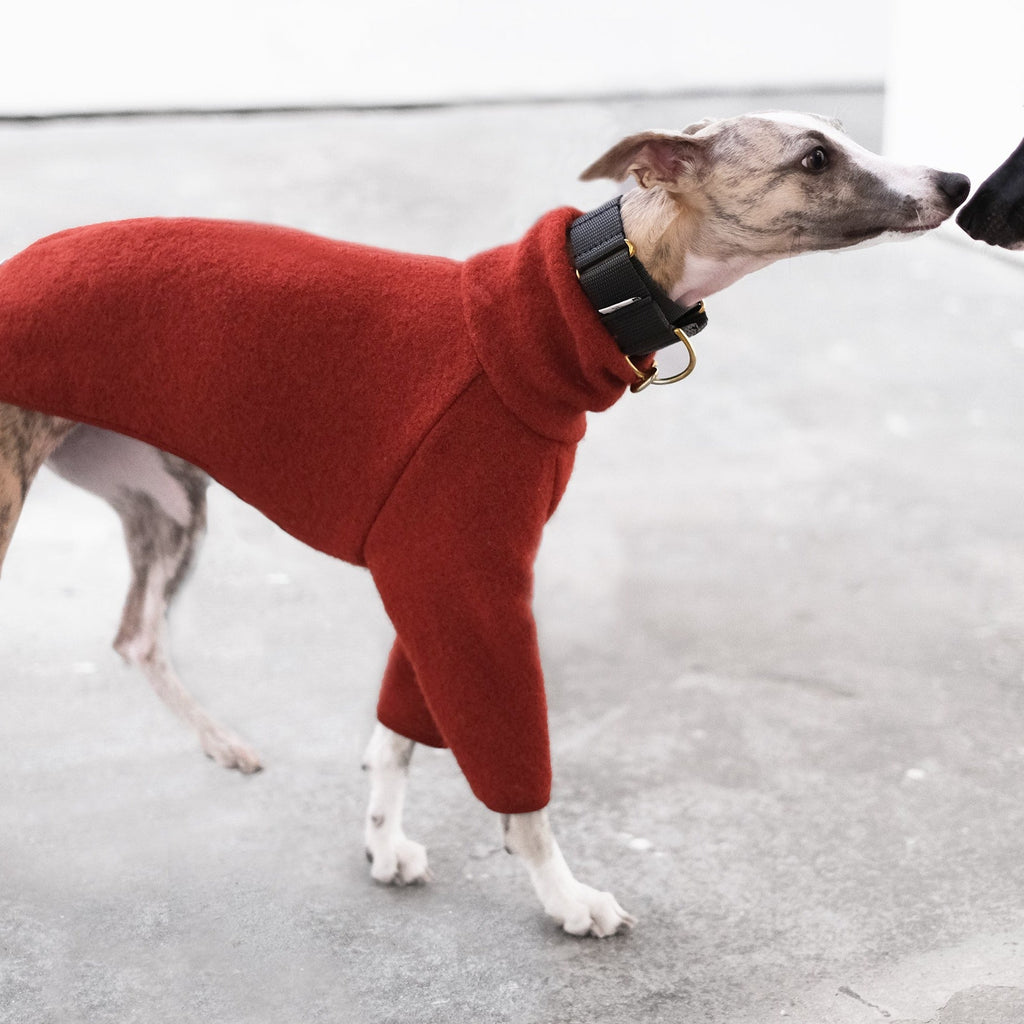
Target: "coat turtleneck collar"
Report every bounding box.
[461,208,639,444]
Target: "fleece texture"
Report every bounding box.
[0,208,640,813]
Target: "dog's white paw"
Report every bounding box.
[199,727,262,774]
[543,882,636,938]
[367,836,432,886]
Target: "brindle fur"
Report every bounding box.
[587,112,969,306]
[0,406,75,567]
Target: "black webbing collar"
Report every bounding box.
[569,197,708,360]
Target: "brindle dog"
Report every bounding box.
[0,112,969,936]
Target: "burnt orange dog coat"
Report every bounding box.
[0,207,638,812]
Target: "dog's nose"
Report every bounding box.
[938,172,971,209]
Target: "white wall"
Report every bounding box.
[884,1,1024,263]
[885,0,1024,188]
[1,1,886,116]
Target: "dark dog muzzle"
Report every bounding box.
[957,136,1024,249]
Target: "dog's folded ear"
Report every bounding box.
[681,117,716,135]
[579,130,709,190]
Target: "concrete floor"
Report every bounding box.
[1,91,1023,1023]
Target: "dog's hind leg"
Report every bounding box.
[0,403,76,571]
[46,425,261,772]
[361,723,431,885]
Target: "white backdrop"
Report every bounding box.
[884,0,1024,262]
[885,0,1024,191]
[1,1,886,115]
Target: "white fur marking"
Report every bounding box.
[504,810,636,937]
[363,724,431,885]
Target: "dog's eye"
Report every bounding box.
[801,146,830,173]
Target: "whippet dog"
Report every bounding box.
[958,135,1024,248]
[0,112,969,937]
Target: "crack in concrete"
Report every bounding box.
[838,985,894,1019]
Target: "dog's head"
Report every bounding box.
[956,137,1024,250]
[581,112,971,260]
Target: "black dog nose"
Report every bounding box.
[938,172,971,208]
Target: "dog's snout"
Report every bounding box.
[937,171,971,209]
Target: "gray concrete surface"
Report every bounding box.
[1,91,1023,1023]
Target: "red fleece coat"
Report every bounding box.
[0,208,639,813]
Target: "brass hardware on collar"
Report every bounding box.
[625,328,697,393]
[626,358,657,392]
[654,326,698,384]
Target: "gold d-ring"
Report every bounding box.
[625,328,697,393]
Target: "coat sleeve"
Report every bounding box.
[363,375,574,814]
[376,637,446,749]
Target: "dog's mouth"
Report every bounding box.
[786,220,940,256]
[840,213,951,245]
[824,225,916,250]
[862,222,939,238]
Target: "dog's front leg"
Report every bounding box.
[502,810,635,937]
[362,723,431,885]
